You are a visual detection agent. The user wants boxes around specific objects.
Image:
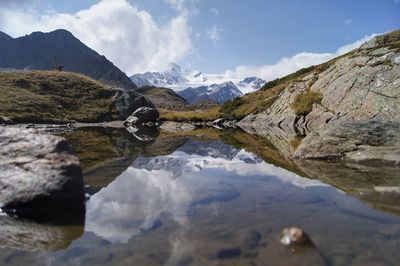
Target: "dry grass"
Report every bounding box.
[159,106,222,122]
[291,91,323,115]
[0,70,116,123]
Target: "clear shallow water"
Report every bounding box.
[1,128,400,265]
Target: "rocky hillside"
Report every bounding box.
[0,29,136,90]
[136,86,189,110]
[0,71,152,123]
[234,30,400,163]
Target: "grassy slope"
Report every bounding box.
[159,106,222,122]
[0,71,116,123]
[136,86,188,109]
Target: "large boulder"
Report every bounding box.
[0,127,85,215]
[130,107,160,124]
[111,88,155,120]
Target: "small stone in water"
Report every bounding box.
[280,227,311,246]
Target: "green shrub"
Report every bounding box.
[291,91,323,116]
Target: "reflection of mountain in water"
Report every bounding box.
[86,140,326,243]
[179,139,240,159]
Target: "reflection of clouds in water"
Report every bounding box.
[86,146,327,243]
[86,167,192,243]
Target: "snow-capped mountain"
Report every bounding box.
[130,64,266,104]
[237,77,267,93]
[177,81,243,104]
[130,63,188,88]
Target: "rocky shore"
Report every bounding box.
[238,31,400,164]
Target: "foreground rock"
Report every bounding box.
[294,120,400,163]
[0,127,84,215]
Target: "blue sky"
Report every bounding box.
[0,0,399,78]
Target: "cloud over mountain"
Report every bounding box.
[0,0,192,75]
[223,33,378,81]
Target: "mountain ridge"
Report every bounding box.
[130,64,266,103]
[0,29,137,90]
[178,81,243,104]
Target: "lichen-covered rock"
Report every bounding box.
[238,31,400,163]
[131,107,160,123]
[0,127,84,215]
[111,88,155,120]
[239,31,400,134]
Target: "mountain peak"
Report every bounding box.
[0,31,13,41]
[0,29,136,89]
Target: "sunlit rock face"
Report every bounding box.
[86,140,327,243]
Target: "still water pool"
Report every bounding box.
[1,128,400,265]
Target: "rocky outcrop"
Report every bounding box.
[240,40,400,132]
[294,120,400,163]
[0,127,84,215]
[112,88,155,120]
[239,30,400,163]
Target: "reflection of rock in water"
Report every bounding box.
[0,210,84,252]
[125,126,159,142]
[64,128,188,193]
[295,159,400,217]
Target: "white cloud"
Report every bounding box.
[343,19,353,25]
[206,24,222,44]
[0,0,192,74]
[223,33,378,81]
[210,7,220,17]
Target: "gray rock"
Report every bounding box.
[293,120,400,163]
[0,127,84,214]
[239,32,400,135]
[123,115,139,127]
[0,116,15,125]
[111,88,155,120]
[160,121,196,132]
[131,107,159,123]
[238,32,400,163]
